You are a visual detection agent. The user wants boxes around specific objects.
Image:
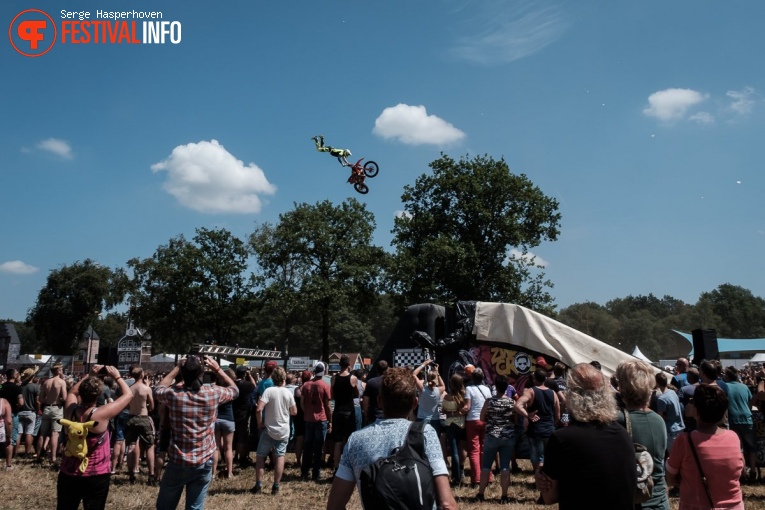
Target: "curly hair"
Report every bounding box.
[80,377,104,405]
[615,360,654,408]
[381,368,417,418]
[566,363,617,424]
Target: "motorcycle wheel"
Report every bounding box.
[363,161,379,178]
[354,182,369,194]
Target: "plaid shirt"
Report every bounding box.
[155,383,238,466]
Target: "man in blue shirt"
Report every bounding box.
[326,367,457,510]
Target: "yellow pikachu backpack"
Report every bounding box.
[60,417,99,473]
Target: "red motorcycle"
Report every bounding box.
[347,158,379,194]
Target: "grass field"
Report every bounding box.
[3,455,765,509]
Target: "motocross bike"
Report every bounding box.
[347,158,379,194]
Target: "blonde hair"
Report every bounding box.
[427,371,438,387]
[615,360,654,408]
[566,363,617,424]
[272,367,286,386]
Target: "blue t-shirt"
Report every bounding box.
[337,418,448,508]
[257,377,273,400]
[656,389,685,434]
[726,381,753,425]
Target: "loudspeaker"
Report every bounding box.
[691,328,719,365]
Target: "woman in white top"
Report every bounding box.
[465,367,493,487]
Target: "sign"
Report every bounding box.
[236,357,245,366]
[287,357,312,371]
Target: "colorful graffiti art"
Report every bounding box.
[446,343,557,394]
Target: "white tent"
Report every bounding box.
[149,353,177,363]
[15,354,47,365]
[750,353,765,363]
[472,302,659,377]
[631,346,652,363]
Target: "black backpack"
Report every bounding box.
[359,421,436,510]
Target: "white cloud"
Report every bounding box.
[643,88,708,121]
[509,248,548,268]
[36,138,73,159]
[450,2,568,65]
[394,210,413,220]
[373,104,465,145]
[726,87,756,116]
[689,111,714,124]
[0,260,39,275]
[151,139,276,214]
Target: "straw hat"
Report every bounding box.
[20,366,40,382]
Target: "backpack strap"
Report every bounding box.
[622,408,633,437]
[404,420,429,462]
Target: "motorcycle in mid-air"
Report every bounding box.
[347,158,379,194]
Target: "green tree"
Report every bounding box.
[556,302,619,346]
[27,259,127,354]
[128,227,255,353]
[390,154,561,313]
[250,199,388,361]
[697,284,765,338]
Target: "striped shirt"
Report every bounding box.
[154,383,238,466]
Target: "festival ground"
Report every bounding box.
[3,456,765,509]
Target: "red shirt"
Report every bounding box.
[301,378,330,423]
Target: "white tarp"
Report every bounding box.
[751,353,765,363]
[472,302,654,377]
[632,346,652,363]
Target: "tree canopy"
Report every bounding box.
[390,153,561,313]
[250,198,388,360]
[27,259,127,354]
[127,227,255,354]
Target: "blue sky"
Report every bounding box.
[2,0,764,322]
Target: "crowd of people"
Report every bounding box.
[0,353,760,509]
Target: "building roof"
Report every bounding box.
[328,352,363,370]
[0,323,21,344]
[671,330,765,356]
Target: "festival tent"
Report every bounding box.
[15,354,48,365]
[750,353,765,363]
[631,346,652,363]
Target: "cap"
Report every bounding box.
[265,360,278,371]
[464,364,475,376]
[314,362,326,376]
[535,356,552,370]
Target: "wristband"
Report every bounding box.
[116,377,123,381]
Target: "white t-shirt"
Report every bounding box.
[465,384,492,421]
[260,386,296,441]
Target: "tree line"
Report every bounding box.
[8,153,762,362]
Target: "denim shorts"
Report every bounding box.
[529,436,549,466]
[215,419,235,435]
[482,434,516,471]
[256,432,288,457]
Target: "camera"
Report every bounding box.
[98,366,109,376]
